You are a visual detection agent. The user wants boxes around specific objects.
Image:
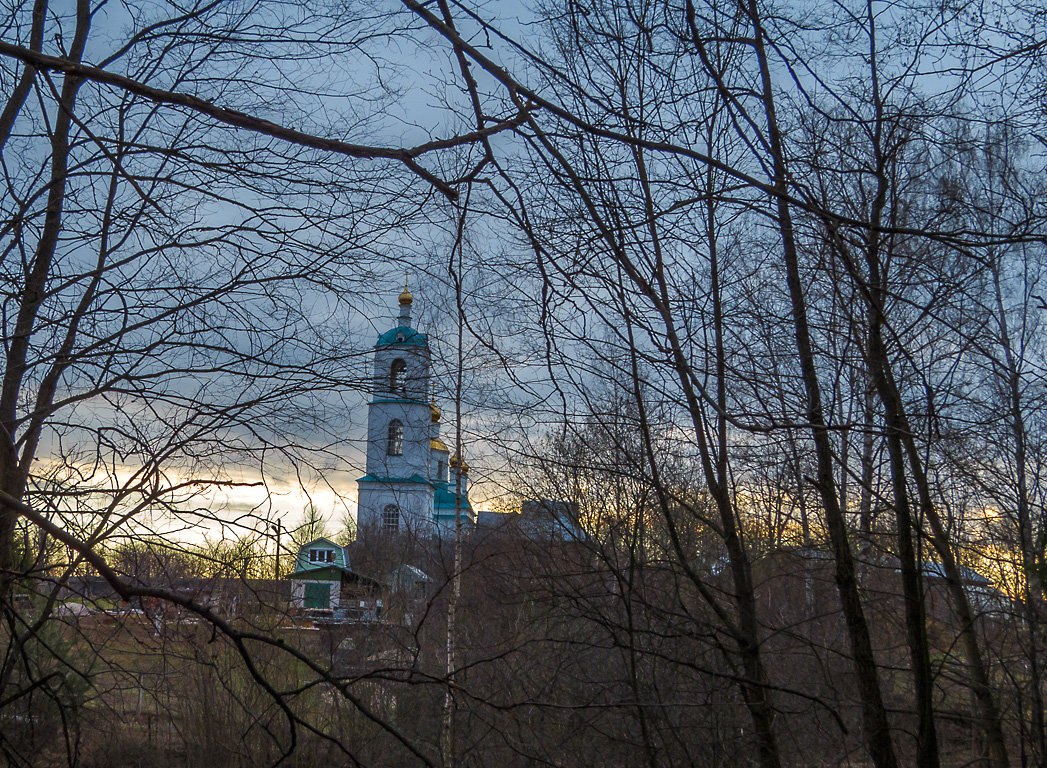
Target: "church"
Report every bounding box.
[355,283,474,537]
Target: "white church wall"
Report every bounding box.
[357,481,435,536]
[356,289,470,540]
[364,399,432,479]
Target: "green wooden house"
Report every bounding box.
[287,537,381,611]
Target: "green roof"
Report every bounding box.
[286,565,384,589]
[375,326,429,348]
[435,484,472,510]
[357,474,432,485]
[292,537,349,573]
[286,565,345,581]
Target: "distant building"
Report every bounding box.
[356,283,474,537]
[390,564,433,596]
[917,560,1012,620]
[477,499,586,542]
[286,536,381,612]
[751,547,1014,624]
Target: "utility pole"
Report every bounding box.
[270,519,282,580]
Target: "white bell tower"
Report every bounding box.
[356,281,473,537]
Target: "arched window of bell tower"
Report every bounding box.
[390,358,407,393]
[382,505,400,531]
[387,420,404,456]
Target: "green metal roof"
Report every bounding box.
[286,565,345,581]
[292,537,349,573]
[357,474,432,485]
[375,325,429,348]
[286,565,384,588]
[434,484,472,510]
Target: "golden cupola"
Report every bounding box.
[429,382,441,422]
[449,452,469,474]
[398,275,413,307]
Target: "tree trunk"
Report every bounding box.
[743,0,900,763]
[0,0,90,596]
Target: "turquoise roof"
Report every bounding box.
[293,537,349,573]
[286,564,384,588]
[434,484,472,511]
[355,476,471,510]
[286,565,345,581]
[375,325,429,348]
[357,474,431,485]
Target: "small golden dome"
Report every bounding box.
[398,274,413,306]
[430,403,441,422]
[449,453,469,474]
[430,437,449,452]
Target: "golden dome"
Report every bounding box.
[449,453,469,474]
[430,437,449,452]
[398,274,413,306]
[430,403,442,422]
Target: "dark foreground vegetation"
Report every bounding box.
[1,523,1038,768]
